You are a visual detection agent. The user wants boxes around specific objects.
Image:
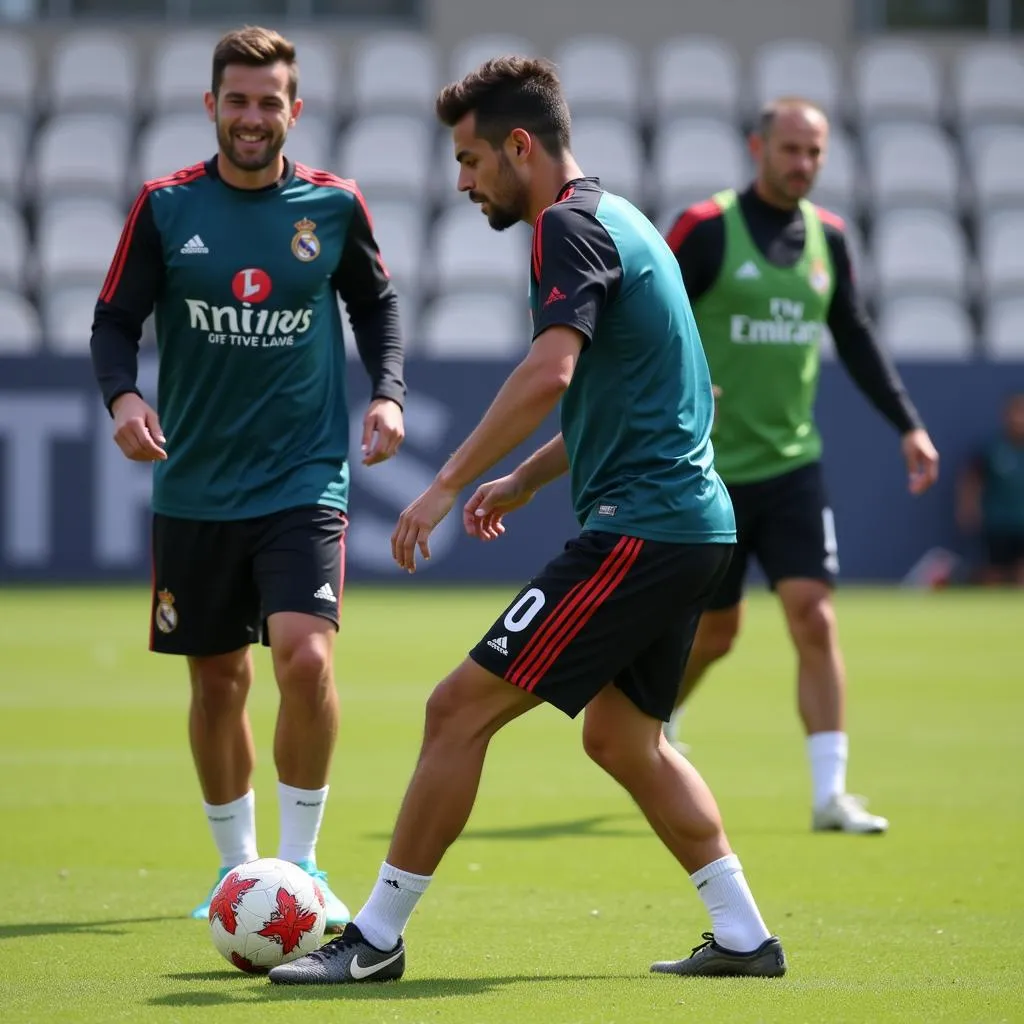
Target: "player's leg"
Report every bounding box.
[252,506,349,928]
[150,514,263,916]
[760,463,887,834]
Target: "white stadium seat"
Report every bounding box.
[284,33,341,120]
[865,123,961,213]
[420,289,528,359]
[0,33,36,115]
[34,114,130,202]
[0,113,28,202]
[0,201,29,291]
[872,210,971,303]
[814,128,860,221]
[149,33,213,114]
[43,285,102,355]
[285,113,333,174]
[954,44,1024,128]
[336,115,434,203]
[569,116,645,206]
[362,200,427,294]
[983,297,1024,361]
[877,296,975,361]
[350,32,439,115]
[426,205,527,292]
[752,40,840,120]
[48,31,137,114]
[969,130,1024,213]
[36,198,124,293]
[978,211,1024,302]
[136,114,213,185]
[652,36,741,122]
[853,40,942,126]
[553,36,641,118]
[653,118,746,213]
[0,290,42,354]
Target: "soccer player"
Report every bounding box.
[269,57,786,985]
[662,97,940,833]
[89,26,406,929]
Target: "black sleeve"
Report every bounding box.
[826,228,924,435]
[531,204,621,343]
[90,189,164,414]
[665,204,725,304]
[331,192,406,409]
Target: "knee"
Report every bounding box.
[790,597,837,652]
[190,655,250,716]
[422,672,509,748]
[581,718,641,780]
[276,635,332,701]
[696,618,739,664]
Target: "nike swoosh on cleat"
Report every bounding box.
[349,949,403,979]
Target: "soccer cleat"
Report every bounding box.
[294,860,351,932]
[650,932,787,978]
[191,866,232,920]
[268,922,405,984]
[812,793,889,834]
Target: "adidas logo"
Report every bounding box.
[486,635,509,656]
[313,582,336,602]
[180,234,209,254]
[544,286,566,308]
[734,260,760,280]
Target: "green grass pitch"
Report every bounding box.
[0,584,1021,1023]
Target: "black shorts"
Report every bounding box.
[470,531,733,722]
[709,461,837,611]
[984,531,1024,567]
[150,505,347,657]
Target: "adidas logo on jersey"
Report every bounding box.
[180,234,209,254]
[487,635,509,655]
[734,260,761,280]
[313,582,336,602]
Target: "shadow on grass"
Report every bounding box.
[367,814,645,843]
[0,915,179,940]
[150,973,640,1006]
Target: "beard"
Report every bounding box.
[480,153,528,231]
[217,119,285,173]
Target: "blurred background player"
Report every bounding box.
[663,97,940,834]
[89,26,406,926]
[270,56,786,985]
[956,392,1024,586]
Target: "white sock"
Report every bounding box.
[203,790,258,870]
[807,731,849,811]
[691,854,771,953]
[354,862,432,951]
[277,782,329,865]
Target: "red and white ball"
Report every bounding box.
[208,857,327,973]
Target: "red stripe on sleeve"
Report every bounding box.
[814,204,846,233]
[665,199,722,253]
[531,209,546,281]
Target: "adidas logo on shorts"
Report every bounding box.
[487,635,509,655]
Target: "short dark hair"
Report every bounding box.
[435,56,571,157]
[212,25,298,101]
[758,96,828,138]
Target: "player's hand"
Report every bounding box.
[111,392,166,462]
[463,473,536,541]
[902,428,940,495]
[391,480,458,573]
[362,398,405,466]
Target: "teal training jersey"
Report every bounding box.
[529,178,735,545]
[92,158,405,520]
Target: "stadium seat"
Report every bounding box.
[865,123,961,214]
[553,36,641,119]
[978,211,1024,302]
[653,118,747,214]
[752,40,840,120]
[136,114,213,186]
[568,116,645,207]
[48,31,137,115]
[33,114,130,203]
[0,290,42,354]
[0,200,28,291]
[969,129,1024,214]
[852,40,942,126]
[36,198,124,293]
[0,113,28,202]
[284,33,342,120]
[426,205,528,292]
[285,113,333,173]
[872,210,971,303]
[336,115,434,203]
[835,217,874,303]
[877,296,976,361]
[0,33,35,116]
[420,289,528,359]
[43,285,102,355]
[954,44,1024,129]
[982,297,1024,361]
[361,199,427,295]
[149,33,214,115]
[814,128,860,221]
[449,34,535,79]
[350,32,439,115]
[652,36,741,123]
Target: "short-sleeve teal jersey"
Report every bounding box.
[529,178,735,544]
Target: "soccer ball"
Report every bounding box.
[208,857,327,973]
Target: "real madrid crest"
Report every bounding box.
[155,589,178,634]
[809,257,831,296]
[291,218,321,262]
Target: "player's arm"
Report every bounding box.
[514,433,569,491]
[332,189,406,465]
[90,187,167,461]
[665,201,726,304]
[824,224,940,494]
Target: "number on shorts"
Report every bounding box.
[822,507,839,575]
[503,588,546,632]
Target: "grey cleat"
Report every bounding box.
[650,932,787,978]
[268,922,405,985]
[812,793,889,834]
